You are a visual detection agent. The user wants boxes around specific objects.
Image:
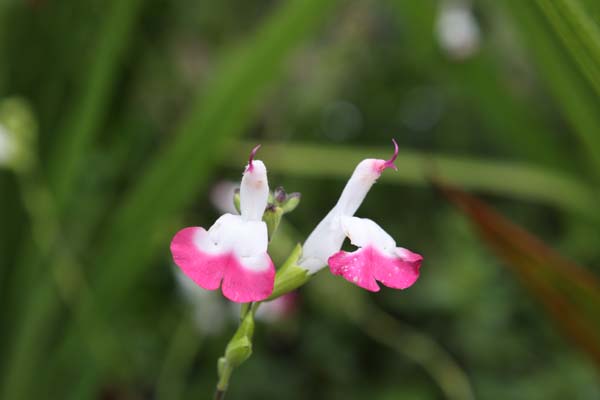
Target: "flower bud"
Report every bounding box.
[273,186,287,204]
[224,311,255,368]
[224,335,253,368]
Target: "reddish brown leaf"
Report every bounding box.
[436,182,600,368]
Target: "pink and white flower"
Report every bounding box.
[170,146,276,303]
[299,139,423,291]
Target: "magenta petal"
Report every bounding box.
[170,227,275,302]
[328,245,422,291]
[221,255,275,303]
[171,227,224,290]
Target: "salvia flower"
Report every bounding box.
[299,139,423,291]
[436,0,480,60]
[171,145,275,303]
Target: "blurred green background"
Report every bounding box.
[1,0,600,398]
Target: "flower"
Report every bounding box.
[436,0,480,60]
[298,139,423,291]
[170,145,275,303]
[328,216,422,291]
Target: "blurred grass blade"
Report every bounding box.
[390,0,573,172]
[310,273,475,400]
[93,0,340,301]
[228,140,599,218]
[506,1,600,176]
[437,182,600,368]
[48,0,341,391]
[48,0,143,207]
[535,0,600,97]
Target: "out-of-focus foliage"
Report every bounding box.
[1,0,599,399]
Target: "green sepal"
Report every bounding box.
[233,189,241,214]
[267,244,310,300]
[262,205,283,240]
[224,335,253,368]
[224,311,255,368]
[217,357,227,378]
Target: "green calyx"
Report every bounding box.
[224,310,255,368]
[267,244,310,300]
[263,205,284,240]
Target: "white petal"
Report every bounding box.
[298,158,389,273]
[240,159,269,221]
[197,214,270,271]
[298,209,346,273]
[340,216,396,254]
[334,159,382,215]
[210,180,240,215]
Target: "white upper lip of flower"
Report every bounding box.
[298,140,399,273]
[240,159,268,221]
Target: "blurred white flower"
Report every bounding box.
[210,180,240,215]
[174,268,230,335]
[255,292,297,322]
[436,0,480,60]
[0,123,15,166]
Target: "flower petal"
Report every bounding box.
[171,227,224,290]
[207,214,269,259]
[221,253,275,302]
[170,218,275,302]
[240,158,269,221]
[340,216,396,253]
[299,142,399,273]
[298,210,346,273]
[328,245,422,291]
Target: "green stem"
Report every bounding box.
[214,302,262,399]
[216,361,234,394]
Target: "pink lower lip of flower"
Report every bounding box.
[328,245,422,292]
[171,227,275,303]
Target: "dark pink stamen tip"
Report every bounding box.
[247,144,261,172]
[382,138,399,171]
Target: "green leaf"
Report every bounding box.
[48,0,144,207]
[505,0,600,176]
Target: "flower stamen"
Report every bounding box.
[381,138,399,171]
[247,144,262,172]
